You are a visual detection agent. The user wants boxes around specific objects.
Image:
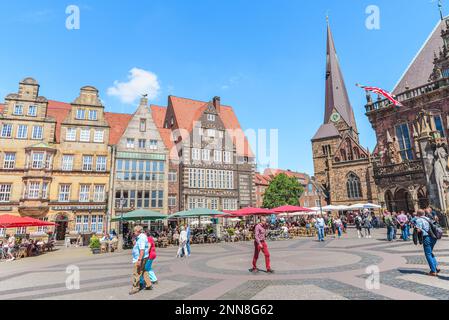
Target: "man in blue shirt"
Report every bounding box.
[315,215,325,242]
[129,225,151,295]
[186,224,191,257]
[415,210,440,277]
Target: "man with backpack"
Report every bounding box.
[415,209,442,277]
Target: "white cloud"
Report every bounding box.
[107,68,160,104]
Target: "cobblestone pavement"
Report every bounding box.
[1,228,448,300]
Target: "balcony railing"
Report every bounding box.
[365,78,449,113]
[373,160,424,179]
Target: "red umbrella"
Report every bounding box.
[229,207,276,217]
[273,205,314,213]
[0,215,55,228]
[21,217,56,227]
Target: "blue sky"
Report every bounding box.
[0,0,444,174]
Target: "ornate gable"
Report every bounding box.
[333,133,369,163]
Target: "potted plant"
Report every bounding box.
[89,235,101,254]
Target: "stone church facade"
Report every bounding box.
[311,22,378,206]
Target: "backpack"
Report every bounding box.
[423,217,444,240]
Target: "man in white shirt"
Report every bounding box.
[6,235,15,261]
[129,226,151,295]
[315,215,325,242]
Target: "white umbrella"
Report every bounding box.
[322,205,343,211]
[363,203,382,209]
[348,204,366,210]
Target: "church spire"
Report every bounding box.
[324,20,358,134]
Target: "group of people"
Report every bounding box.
[313,214,348,241]
[1,234,54,261]
[0,235,16,261]
[129,226,159,295]
[383,207,442,277]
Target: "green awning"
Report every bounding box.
[111,209,168,222]
[170,208,225,218]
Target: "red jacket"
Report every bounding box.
[147,236,157,260]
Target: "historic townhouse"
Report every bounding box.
[0,78,57,236]
[365,15,449,220]
[152,95,256,211]
[311,22,378,206]
[110,96,169,222]
[49,86,112,239]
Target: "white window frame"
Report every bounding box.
[79,185,90,202]
[0,184,12,202]
[93,185,105,202]
[27,182,40,199]
[127,138,135,148]
[42,182,49,199]
[32,126,43,140]
[1,124,13,138]
[28,105,38,117]
[3,153,16,169]
[207,114,216,121]
[192,148,200,161]
[214,150,222,163]
[14,104,23,115]
[58,184,71,202]
[223,151,232,164]
[80,129,91,142]
[76,109,86,120]
[149,140,158,150]
[96,156,107,172]
[202,149,210,161]
[16,125,28,139]
[88,110,98,121]
[66,128,76,141]
[31,152,45,169]
[93,130,104,143]
[61,155,74,171]
[82,156,93,171]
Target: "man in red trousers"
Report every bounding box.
[250,217,274,274]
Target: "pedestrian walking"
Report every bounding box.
[362,211,372,238]
[415,210,440,277]
[129,226,151,295]
[334,217,343,238]
[383,212,395,242]
[397,211,410,241]
[315,215,325,242]
[141,231,158,287]
[355,214,363,238]
[176,226,188,258]
[186,224,191,257]
[250,217,274,274]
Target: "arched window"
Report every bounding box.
[346,173,362,199]
[340,149,347,161]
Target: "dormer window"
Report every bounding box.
[140,119,146,132]
[207,114,216,122]
[28,105,38,117]
[88,110,98,121]
[76,109,86,120]
[14,105,23,115]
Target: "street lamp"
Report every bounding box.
[310,177,324,216]
[117,197,126,251]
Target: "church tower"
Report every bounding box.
[311,20,377,205]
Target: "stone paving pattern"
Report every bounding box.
[1,228,449,300]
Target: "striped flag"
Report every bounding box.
[356,84,403,107]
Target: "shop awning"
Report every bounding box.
[170,208,227,219]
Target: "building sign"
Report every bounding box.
[51,205,107,211]
[0,207,12,212]
[117,152,166,161]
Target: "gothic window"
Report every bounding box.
[433,115,445,137]
[345,138,353,161]
[346,173,362,199]
[353,147,360,160]
[322,145,331,156]
[395,123,413,161]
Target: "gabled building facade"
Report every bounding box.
[152,95,256,211]
[311,22,378,206]
[111,96,169,220]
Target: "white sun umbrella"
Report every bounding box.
[363,203,382,209]
[322,205,343,211]
[348,204,366,210]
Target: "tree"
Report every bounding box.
[262,173,304,209]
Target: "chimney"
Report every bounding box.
[213,96,221,113]
[140,94,149,107]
